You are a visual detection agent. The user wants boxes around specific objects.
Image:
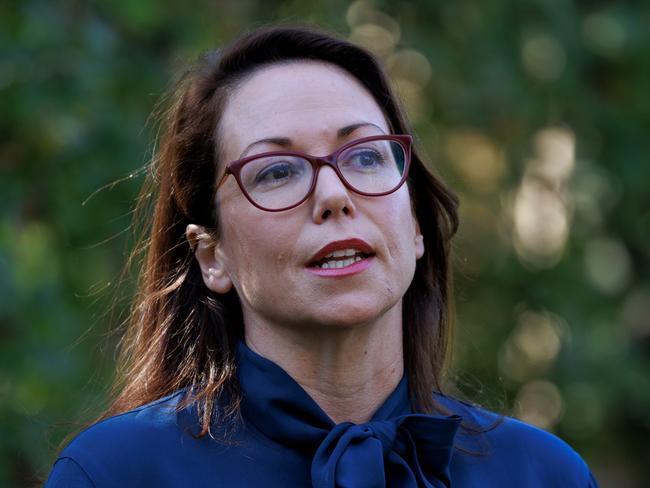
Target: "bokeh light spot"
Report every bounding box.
[444,129,506,193]
[514,380,564,430]
[584,236,632,295]
[386,49,432,86]
[510,127,575,268]
[582,10,627,58]
[521,34,566,81]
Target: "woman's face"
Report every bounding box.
[201,61,424,331]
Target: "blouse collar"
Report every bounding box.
[236,341,462,487]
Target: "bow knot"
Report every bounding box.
[235,343,462,488]
[348,420,398,456]
[311,415,461,488]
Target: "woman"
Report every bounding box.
[46,26,598,487]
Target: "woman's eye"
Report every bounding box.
[344,149,386,170]
[254,162,300,186]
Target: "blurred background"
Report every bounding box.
[2,0,649,486]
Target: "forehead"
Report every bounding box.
[219,61,390,158]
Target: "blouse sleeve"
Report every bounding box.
[45,457,95,488]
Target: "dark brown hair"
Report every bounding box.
[104,25,460,436]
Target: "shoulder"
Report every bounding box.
[47,391,191,487]
[63,391,187,455]
[434,393,597,487]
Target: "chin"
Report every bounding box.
[312,299,400,330]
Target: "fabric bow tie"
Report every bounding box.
[312,414,461,487]
[235,342,462,488]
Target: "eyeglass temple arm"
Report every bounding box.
[215,168,232,191]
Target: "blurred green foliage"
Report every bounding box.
[2,0,649,486]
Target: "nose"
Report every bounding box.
[310,165,356,223]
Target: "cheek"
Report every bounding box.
[220,206,297,290]
[377,192,419,258]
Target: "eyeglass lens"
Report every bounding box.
[238,139,406,210]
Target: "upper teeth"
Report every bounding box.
[323,248,361,259]
[317,255,364,269]
[314,248,368,269]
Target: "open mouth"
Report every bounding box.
[309,248,374,269]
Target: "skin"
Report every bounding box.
[187,61,424,424]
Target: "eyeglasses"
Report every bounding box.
[215,134,412,212]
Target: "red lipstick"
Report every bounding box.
[309,239,373,264]
[307,238,375,277]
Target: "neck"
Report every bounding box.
[243,307,404,425]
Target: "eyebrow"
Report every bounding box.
[238,122,386,159]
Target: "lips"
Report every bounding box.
[308,238,375,267]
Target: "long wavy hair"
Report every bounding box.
[103,25,460,436]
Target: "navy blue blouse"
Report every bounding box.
[46,342,599,487]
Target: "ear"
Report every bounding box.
[414,218,425,260]
[186,224,233,294]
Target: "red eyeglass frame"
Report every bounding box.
[215,134,413,212]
